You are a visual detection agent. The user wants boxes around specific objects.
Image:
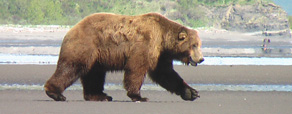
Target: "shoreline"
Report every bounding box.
[1,83,292,92]
[1,26,291,57]
[1,54,292,66]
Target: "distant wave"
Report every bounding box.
[0,54,292,65]
[174,57,292,65]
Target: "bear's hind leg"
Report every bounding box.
[44,63,84,101]
[81,67,112,101]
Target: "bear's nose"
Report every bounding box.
[199,58,204,63]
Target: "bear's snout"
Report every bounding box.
[199,58,204,63]
[189,57,204,66]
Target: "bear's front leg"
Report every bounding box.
[148,58,200,101]
[123,70,148,102]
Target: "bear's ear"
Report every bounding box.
[178,32,187,40]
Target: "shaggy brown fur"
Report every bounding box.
[44,13,204,102]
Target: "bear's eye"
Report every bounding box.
[192,44,197,48]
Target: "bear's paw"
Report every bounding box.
[180,88,200,101]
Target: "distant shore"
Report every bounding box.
[0,26,291,57]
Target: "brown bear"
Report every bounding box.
[44,13,204,102]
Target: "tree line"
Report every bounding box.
[0,0,273,28]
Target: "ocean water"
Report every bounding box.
[0,54,292,65]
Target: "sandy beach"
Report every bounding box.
[0,26,292,114]
[0,65,292,114]
[1,90,291,114]
[1,65,292,85]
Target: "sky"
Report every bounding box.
[273,0,292,15]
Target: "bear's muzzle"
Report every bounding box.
[189,57,204,66]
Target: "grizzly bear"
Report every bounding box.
[44,13,204,102]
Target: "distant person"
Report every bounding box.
[262,38,271,54]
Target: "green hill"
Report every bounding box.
[0,0,272,26]
[1,0,290,37]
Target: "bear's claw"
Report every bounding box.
[84,94,113,101]
[45,91,66,101]
[180,88,200,101]
[128,94,149,102]
[131,97,149,102]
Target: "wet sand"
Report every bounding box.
[1,65,292,85]
[0,65,292,114]
[1,90,291,114]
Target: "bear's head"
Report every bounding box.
[174,27,204,66]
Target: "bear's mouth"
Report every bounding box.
[189,58,198,66]
[189,57,204,66]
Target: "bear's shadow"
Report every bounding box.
[35,100,186,103]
